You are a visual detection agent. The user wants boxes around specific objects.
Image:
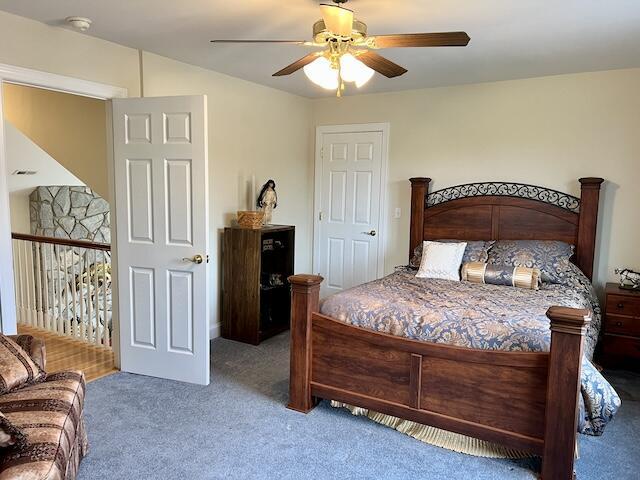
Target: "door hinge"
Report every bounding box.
[318,211,323,221]
[320,147,324,160]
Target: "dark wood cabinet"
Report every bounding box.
[601,282,640,370]
[222,225,294,345]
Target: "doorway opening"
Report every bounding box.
[3,82,116,381]
[1,65,211,386]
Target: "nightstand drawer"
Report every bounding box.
[602,334,640,361]
[606,294,640,317]
[605,314,640,336]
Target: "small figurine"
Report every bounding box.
[615,268,640,290]
[256,179,277,225]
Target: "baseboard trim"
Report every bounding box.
[209,322,221,340]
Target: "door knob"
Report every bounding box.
[362,230,377,236]
[183,254,204,264]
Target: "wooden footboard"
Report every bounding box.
[288,275,590,480]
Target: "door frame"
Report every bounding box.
[0,63,126,347]
[313,123,390,281]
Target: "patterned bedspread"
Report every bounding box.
[320,265,620,435]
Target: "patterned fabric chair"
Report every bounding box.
[0,335,88,480]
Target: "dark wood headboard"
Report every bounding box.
[409,178,604,280]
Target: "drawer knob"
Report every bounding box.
[617,302,624,309]
[615,321,623,327]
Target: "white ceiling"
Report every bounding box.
[1,0,639,98]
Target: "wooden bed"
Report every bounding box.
[288,177,603,480]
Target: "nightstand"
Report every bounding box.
[601,282,640,370]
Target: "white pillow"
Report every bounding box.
[416,241,467,281]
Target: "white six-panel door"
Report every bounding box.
[317,128,385,297]
[112,96,209,385]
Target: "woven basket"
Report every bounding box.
[237,211,264,229]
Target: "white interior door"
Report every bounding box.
[112,95,209,385]
[317,128,385,296]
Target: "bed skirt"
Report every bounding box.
[330,401,531,459]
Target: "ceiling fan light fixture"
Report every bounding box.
[339,53,374,88]
[211,1,470,95]
[303,56,339,90]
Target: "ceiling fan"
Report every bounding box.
[211,0,470,96]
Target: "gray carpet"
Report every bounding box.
[79,334,640,479]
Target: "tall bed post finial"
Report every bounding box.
[577,177,604,280]
[409,177,431,263]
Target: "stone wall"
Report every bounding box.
[29,186,110,243]
[26,186,112,340]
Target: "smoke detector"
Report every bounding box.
[66,16,92,31]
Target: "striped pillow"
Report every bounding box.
[0,335,45,394]
[462,262,541,290]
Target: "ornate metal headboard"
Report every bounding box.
[409,178,604,280]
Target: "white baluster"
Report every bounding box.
[86,250,94,343]
[79,250,86,342]
[63,245,71,336]
[94,249,101,346]
[31,242,38,327]
[55,244,64,335]
[43,243,51,331]
[12,240,22,324]
[103,255,109,347]
[24,241,34,326]
[70,247,78,339]
[19,241,27,326]
[34,241,44,328]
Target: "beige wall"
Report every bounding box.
[9,192,29,234]
[3,83,109,199]
[312,68,640,290]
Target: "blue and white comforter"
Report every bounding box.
[320,265,620,435]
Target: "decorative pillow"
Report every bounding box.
[0,410,26,449]
[410,240,494,269]
[487,240,574,284]
[416,241,467,281]
[461,262,541,290]
[0,335,45,394]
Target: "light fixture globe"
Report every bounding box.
[303,56,339,90]
[339,53,374,87]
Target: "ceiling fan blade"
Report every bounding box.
[370,32,470,48]
[355,51,407,78]
[211,39,309,45]
[320,3,354,37]
[273,52,324,76]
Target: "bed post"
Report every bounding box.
[287,274,323,413]
[541,306,591,480]
[409,177,431,262]
[576,177,603,280]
